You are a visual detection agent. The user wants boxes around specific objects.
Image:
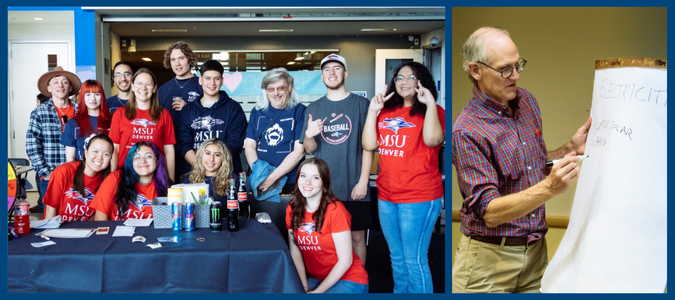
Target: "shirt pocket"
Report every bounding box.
[494,135,525,181]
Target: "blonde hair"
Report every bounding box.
[189,139,233,196]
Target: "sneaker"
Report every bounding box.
[29,205,44,213]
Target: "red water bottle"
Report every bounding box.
[13,197,31,235]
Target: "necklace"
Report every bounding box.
[174,77,193,89]
[55,104,70,127]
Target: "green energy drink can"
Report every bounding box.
[210,201,222,232]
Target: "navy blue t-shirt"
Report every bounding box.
[245,104,306,184]
[60,116,99,160]
[106,95,128,115]
[157,77,203,120]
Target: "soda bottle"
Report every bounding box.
[227,178,240,231]
[238,172,250,219]
[13,196,31,235]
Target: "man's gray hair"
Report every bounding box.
[256,67,300,110]
[461,27,511,83]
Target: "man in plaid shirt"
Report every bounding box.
[26,66,81,213]
[451,27,592,293]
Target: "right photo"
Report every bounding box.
[451,7,667,293]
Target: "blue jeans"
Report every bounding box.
[37,177,49,208]
[378,197,442,293]
[307,278,368,293]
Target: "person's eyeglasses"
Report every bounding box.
[394,75,418,84]
[113,72,132,78]
[61,115,68,124]
[476,58,527,78]
[133,153,156,162]
[133,81,154,89]
[266,86,287,93]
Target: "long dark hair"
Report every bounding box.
[71,134,113,195]
[290,158,337,234]
[383,62,438,117]
[72,80,112,136]
[115,141,171,218]
[125,68,163,122]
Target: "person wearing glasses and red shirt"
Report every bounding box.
[26,66,82,214]
[451,27,592,293]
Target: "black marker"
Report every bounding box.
[546,155,589,167]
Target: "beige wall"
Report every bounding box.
[450,7,666,265]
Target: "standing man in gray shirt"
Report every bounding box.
[301,54,374,266]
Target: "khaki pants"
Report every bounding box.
[452,235,548,293]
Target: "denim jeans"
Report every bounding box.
[307,278,368,293]
[37,177,49,208]
[378,197,442,293]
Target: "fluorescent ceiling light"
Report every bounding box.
[142,57,152,61]
[212,51,229,61]
[152,29,188,33]
[259,29,294,33]
[360,28,396,32]
[294,57,304,61]
[34,18,43,21]
[287,62,296,65]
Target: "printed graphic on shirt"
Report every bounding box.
[296,222,322,251]
[132,194,153,210]
[129,119,158,141]
[63,188,95,221]
[122,194,153,219]
[265,123,284,147]
[320,113,352,145]
[378,116,415,158]
[190,115,225,149]
[191,115,225,131]
[130,119,157,127]
[187,91,200,102]
[378,117,416,134]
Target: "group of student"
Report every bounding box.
[24,41,445,293]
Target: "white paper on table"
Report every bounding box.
[36,228,96,238]
[123,218,153,227]
[30,215,63,229]
[112,226,136,237]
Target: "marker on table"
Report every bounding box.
[546,155,590,167]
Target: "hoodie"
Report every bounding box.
[176,91,247,175]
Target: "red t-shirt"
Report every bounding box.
[89,171,156,220]
[109,107,176,167]
[376,105,446,203]
[285,200,368,285]
[42,161,104,222]
[55,102,75,132]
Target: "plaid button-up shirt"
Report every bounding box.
[452,85,548,242]
[26,99,78,178]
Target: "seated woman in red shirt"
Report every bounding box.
[43,134,114,221]
[286,158,369,293]
[91,141,171,220]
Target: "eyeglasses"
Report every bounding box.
[266,86,287,93]
[133,81,155,89]
[476,58,527,78]
[394,75,418,84]
[133,153,156,162]
[113,72,132,78]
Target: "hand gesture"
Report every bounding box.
[570,117,592,155]
[369,85,394,112]
[305,114,325,139]
[545,152,581,195]
[415,81,435,106]
[172,97,187,112]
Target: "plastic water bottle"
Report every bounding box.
[13,197,31,235]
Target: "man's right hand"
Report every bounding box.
[544,151,581,195]
[305,114,325,139]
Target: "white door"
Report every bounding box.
[9,42,70,191]
[374,49,424,95]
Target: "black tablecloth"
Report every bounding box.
[8,219,304,293]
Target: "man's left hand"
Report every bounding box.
[259,174,278,192]
[351,180,369,200]
[172,98,187,111]
[570,117,592,155]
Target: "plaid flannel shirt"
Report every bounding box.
[452,85,548,242]
[25,99,78,178]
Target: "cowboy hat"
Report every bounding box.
[37,66,81,98]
